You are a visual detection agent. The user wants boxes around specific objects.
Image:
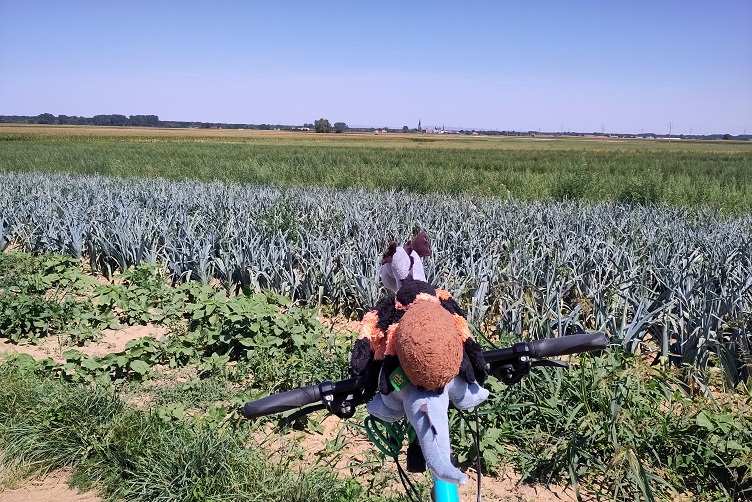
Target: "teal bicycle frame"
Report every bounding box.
[433,478,460,502]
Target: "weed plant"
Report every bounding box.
[452,348,752,501]
[0,362,390,501]
[1,252,351,392]
[0,252,115,344]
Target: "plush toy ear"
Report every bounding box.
[380,241,400,291]
[381,241,398,264]
[409,252,427,282]
[379,265,399,292]
[410,230,431,257]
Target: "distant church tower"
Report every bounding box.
[418,120,422,132]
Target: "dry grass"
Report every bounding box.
[4,123,749,151]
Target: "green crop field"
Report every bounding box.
[1,125,751,501]
[2,125,751,212]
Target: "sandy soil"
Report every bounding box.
[0,325,168,363]
[295,415,586,502]
[0,470,100,502]
[0,465,584,502]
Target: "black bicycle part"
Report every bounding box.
[483,331,607,363]
[406,440,426,473]
[243,332,609,420]
[243,376,367,420]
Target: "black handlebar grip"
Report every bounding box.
[528,332,608,359]
[243,383,321,419]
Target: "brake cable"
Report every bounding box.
[364,415,423,502]
[455,407,483,502]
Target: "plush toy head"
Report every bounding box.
[395,299,463,392]
[380,230,431,292]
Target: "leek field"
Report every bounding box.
[0,126,750,501]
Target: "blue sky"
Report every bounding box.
[1,1,750,134]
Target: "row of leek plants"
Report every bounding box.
[1,171,750,388]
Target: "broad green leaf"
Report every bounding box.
[129,359,151,375]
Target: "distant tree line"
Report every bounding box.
[0,114,748,141]
[1,114,161,127]
[0,114,302,131]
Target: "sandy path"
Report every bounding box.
[0,470,100,502]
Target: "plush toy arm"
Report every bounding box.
[379,355,400,395]
[438,294,467,318]
[350,337,383,394]
[458,338,488,385]
[352,294,401,394]
[350,337,373,376]
[458,353,476,385]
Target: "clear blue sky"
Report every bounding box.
[1,1,750,134]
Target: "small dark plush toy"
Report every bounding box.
[378,230,431,292]
[350,232,489,486]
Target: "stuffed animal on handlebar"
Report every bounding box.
[350,231,489,486]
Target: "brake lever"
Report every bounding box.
[322,390,361,419]
[489,356,571,385]
[284,404,327,424]
[530,359,569,369]
[489,355,531,385]
[280,382,372,425]
[283,390,363,425]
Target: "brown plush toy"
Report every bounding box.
[351,277,487,395]
[350,232,489,486]
[395,299,464,392]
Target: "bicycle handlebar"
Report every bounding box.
[530,332,607,358]
[243,376,366,419]
[243,383,321,419]
[243,332,608,420]
[483,331,607,363]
